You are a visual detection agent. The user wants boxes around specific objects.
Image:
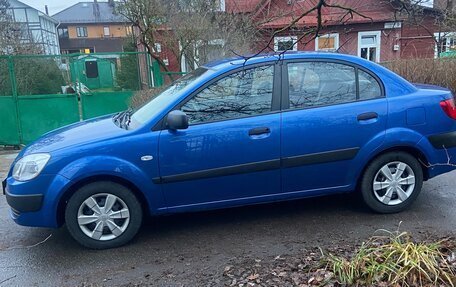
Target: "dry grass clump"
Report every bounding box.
[327,231,455,287]
[384,58,456,93]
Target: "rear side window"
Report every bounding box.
[287,61,382,109]
[181,65,274,124]
[288,62,356,109]
[358,69,382,100]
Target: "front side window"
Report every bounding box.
[181,66,274,124]
[288,62,356,109]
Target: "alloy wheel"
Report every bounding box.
[77,193,130,241]
[372,161,416,206]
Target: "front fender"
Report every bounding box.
[56,155,164,214]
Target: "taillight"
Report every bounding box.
[440,98,456,120]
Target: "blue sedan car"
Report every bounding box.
[3,52,456,249]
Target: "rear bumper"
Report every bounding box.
[428,131,456,149]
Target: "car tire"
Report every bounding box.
[360,152,423,214]
[65,181,143,249]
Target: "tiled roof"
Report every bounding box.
[52,2,128,24]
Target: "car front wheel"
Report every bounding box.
[361,152,424,213]
[65,181,143,249]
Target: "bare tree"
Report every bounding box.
[390,0,456,57]
[117,0,258,73]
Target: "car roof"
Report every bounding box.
[203,51,368,70]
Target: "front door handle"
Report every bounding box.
[249,127,270,136]
[357,112,378,121]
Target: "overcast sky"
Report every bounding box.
[20,0,435,16]
[20,0,81,15]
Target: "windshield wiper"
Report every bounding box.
[113,109,133,129]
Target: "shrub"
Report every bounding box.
[326,231,455,286]
[384,58,456,94]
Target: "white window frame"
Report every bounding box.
[315,33,339,52]
[434,32,456,58]
[358,31,381,62]
[154,43,162,53]
[103,26,110,37]
[274,36,298,52]
[180,39,225,72]
[218,0,226,11]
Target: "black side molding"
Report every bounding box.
[5,190,43,213]
[153,159,281,184]
[153,147,360,184]
[282,147,360,168]
[428,131,456,149]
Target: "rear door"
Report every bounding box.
[281,60,388,194]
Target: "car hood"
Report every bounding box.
[21,116,127,156]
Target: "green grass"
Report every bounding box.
[326,231,455,286]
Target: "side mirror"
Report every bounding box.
[166,110,189,130]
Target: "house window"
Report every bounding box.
[218,0,226,11]
[315,33,339,52]
[180,39,225,72]
[274,36,298,52]
[103,26,110,37]
[358,31,381,62]
[58,28,68,38]
[76,27,88,38]
[434,32,456,57]
[154,43,162,53]
[125,26,132,35]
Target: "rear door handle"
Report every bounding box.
[357,112,378,121]
[249,127,270,136]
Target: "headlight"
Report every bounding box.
[13,153,51,181]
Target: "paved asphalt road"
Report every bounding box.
[0,151,455,286]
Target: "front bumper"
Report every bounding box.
[3,180,43,213]
[2,174,72,228]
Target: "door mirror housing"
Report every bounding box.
[166,110,189,130]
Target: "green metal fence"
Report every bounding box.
[0,52,154,146]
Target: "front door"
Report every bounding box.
[281,60,387,194]
[157,65,282,211]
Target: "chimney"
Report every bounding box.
[45,5,49,15]
[93,0,100,18]
[108,0,115,7]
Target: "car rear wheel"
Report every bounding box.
[65,181,143,249]
[361,152,423,213]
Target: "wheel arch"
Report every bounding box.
[56,175,150,226]
[355,145,429,192]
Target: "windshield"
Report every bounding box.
[129,68,208,129]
